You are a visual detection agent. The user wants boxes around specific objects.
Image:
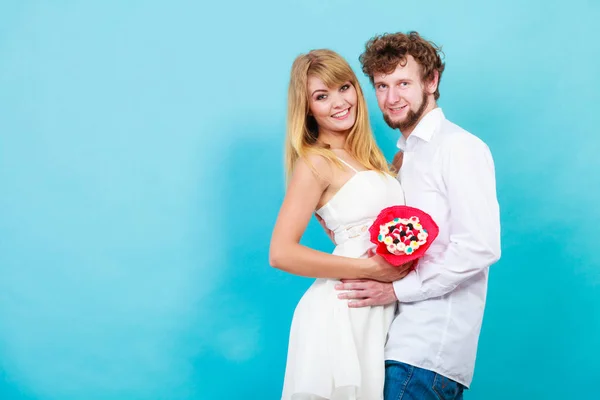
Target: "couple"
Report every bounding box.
[270,31,501,400]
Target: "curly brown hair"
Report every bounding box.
[359,31,445,100]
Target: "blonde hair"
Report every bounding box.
[284,49,391,180]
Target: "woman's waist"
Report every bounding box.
[332,235,374,259]
[332,218,375,250]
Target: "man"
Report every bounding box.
[336,31,501,399]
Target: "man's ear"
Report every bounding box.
[426,70,439,95]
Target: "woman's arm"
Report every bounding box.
[269,156,408,282]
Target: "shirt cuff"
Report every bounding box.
[392,270,424,303]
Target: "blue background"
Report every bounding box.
[1,1,599,399]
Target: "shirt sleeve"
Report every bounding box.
[393,133,501,303]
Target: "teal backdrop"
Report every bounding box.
[1,1,599,399]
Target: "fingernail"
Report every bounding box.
[334,284,341,290]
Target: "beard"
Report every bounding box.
[383,90,429,132]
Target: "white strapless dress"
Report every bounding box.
[282,167,406,400]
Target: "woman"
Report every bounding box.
[269,49,409,400]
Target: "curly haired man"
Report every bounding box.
[336,31,502,399]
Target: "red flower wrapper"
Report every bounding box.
[368,205,439,267]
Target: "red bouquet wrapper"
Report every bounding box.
[368,205,439,266]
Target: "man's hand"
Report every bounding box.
[315,213,335,243]
[335,279,397,308]
[334,250,414,307]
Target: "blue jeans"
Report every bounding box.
[384,360,465,400]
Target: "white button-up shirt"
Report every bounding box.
[385,108,501,387]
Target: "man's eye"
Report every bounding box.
[377,84,387,90]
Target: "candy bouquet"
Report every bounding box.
[369,206,439,266]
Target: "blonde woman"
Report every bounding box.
[270,50,411,399]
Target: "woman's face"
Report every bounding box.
[306,76,358,137]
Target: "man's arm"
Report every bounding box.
[392,134,501,302]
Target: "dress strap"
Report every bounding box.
[336,156,359,173]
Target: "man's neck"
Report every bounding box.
[400,101,438,139]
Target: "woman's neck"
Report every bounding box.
[317,130,348,150]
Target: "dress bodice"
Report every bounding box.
[315,169,406,258]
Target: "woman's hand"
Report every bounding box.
[391,150,404,173]
[315,213,335,244]
[363,249,413,282]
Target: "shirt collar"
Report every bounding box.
[396,107,445,151]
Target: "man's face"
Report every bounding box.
[373,55,432,132]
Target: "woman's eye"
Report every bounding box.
[316,94,327,100]
[340,84,350,91]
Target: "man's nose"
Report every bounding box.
[386,88,400,105]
